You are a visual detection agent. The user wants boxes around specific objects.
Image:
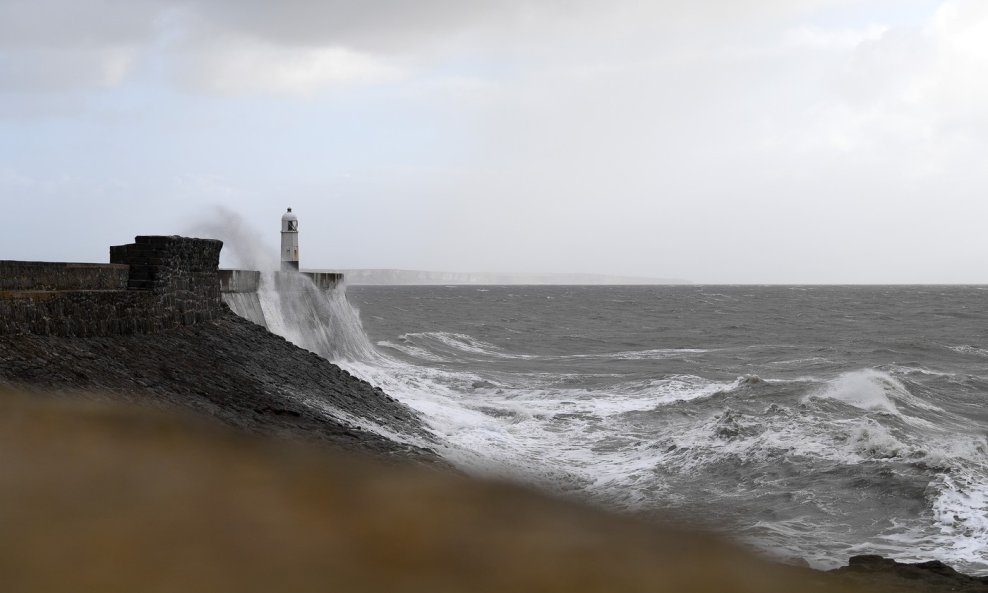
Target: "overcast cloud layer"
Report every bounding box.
[1,0,985,282]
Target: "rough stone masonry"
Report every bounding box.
[0,236,226,337]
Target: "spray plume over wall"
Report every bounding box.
[185,206,279,272]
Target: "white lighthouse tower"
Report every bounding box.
[281,207,299,271]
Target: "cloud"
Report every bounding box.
[792,0,988,173]
[0,0,852,94]
[784,25,889,50]
[6,0,988,281]
[0,0,161,49]
[0,47,137,92]
[170,36,405,95]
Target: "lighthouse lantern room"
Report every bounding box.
[281,207,300,271]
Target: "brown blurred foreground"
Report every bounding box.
[0,390,980,593]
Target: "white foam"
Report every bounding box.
[397,333,708,363]
[846,421,907,459]
[377,340,448,362]
[568,348,710,361]
[804,369,900,413]
[765,357,833,367]
[928,468,988,565]
[400,332,535,360]
[610,375,739,405]
[304,397,435,452]
[256,273,382,363]
[948,345,988,358]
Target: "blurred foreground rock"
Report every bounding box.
[2,392,982,593]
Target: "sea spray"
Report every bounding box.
[184,206,280,272]
[254,273,380,362]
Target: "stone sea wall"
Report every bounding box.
[0,236,226,338]
[218,269,260,293]
[217,269,345,330]
[305,272,344,290]
[0,261,129,291]
[1,237,343,337]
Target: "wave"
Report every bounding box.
[803,369,901,413]
[398,332,535,360]
[377,340,449,362]
[929,467,988,566]
[235,283,988,574]
[947,345,988,358]
[802,369,946,418]
[567,348,710,361]
[397,330,710,363]
[254,273,381,363]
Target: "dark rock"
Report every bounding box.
[0,311,440,463]
[256,407,302,418]
[832,555,988,592]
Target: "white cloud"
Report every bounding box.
[0,0,854,94]
[794,0,988,171]
[7,0,988,280]
[172,36,405,95]
[783,24,889,50]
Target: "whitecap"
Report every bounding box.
[377,340,447,362]
[803,369,903,414]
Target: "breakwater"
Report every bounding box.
[217,268,343,330]
[220,269,375,363]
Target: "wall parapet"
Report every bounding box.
[218,269,260,293]
[218,270,344,294]
[304,272,344,290]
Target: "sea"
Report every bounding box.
[242,282,988,574]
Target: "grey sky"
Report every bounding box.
[1,0,984,283]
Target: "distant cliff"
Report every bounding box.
[317,268,691,286]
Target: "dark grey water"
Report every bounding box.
[329,285,988,572]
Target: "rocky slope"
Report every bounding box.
[831,555,988,592]
[0,308,438,461]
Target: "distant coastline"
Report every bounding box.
[311,268,691,286]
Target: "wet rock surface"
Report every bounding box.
[829,554,988,592]
[0,309,438,461]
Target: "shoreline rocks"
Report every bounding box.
[0,308,439,462]
[828,555,988,592]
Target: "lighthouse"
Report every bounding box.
[281,207,299,271]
